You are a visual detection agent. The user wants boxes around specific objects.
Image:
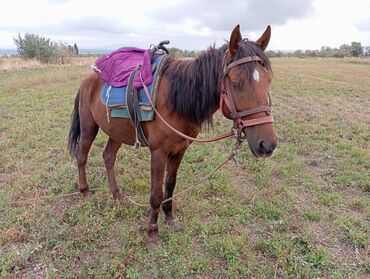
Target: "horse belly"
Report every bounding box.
[91,99,137,145]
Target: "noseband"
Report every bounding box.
[220,53,274,141]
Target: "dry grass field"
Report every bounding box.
[0,56,97,73]
[0,57,369,278]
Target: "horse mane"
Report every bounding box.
[162,40,272,126]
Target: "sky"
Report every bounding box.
[0,0,369,51]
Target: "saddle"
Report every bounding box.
[95,47,169,148]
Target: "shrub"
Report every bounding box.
[350,42,363,57]
[14,33,59,63]
[14,33,78,64]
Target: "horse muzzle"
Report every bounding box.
[244,127,277,158]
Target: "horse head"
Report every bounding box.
[221,25,278,158]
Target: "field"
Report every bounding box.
[0,57,369,278]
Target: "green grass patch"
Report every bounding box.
[1,58,369,278]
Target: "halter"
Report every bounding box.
[140,51,274,144]
[220,53,274,141]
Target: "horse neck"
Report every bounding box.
[166,45,226,126]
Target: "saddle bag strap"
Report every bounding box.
[126,66,149,148]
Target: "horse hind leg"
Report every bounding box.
[102,138,123,200]
[76,114,99,195]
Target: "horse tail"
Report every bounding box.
[68,87,81,157]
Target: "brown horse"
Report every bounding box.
[68,25,277,247]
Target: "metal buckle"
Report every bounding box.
[134,140,141,149]
[232,124,248,143]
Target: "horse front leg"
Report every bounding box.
[162,150,185,226]
[147,149,167,248]
[103,138,123,200]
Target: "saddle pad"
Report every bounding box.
[93,47,152,88]
[100,54,168,121]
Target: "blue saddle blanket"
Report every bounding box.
[100,54,167,112]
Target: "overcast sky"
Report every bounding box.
[0,0,369,51]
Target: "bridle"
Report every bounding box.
[220,52,274,141]
[140,51,274,144]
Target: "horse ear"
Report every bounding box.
[229,25,242,56]
[256,25,271,51]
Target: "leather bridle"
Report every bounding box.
[220,53,274,141]
[140,51,274,144]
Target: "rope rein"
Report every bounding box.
[51,143,241,208]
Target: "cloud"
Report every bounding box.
[1,0,341,50]
[357,18,370,31]
[50,17,130,36]
[148,0,314,32]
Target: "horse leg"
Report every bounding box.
[162,150,185,226]
[147,149,167,248]
[76,124,98,195]
[102,138,123,200]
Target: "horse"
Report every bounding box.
[68,25,278,247]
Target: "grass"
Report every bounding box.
[0,56,96,73]
[0,57,369,278]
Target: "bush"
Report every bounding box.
[57,42,76,64]
[14,33,59,63]
[14,33,78,64]
[350,42,363,57]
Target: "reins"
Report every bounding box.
[138,51,273,144]
[140,73,235,143]
[40,52,274,207]
[122,142,240,208]
[39,142,241,208]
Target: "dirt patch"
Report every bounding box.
[1,224,30,244]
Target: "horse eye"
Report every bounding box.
[232,81,241,91]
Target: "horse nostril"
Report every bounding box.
[258,140,276,154]
[258,140,267,153]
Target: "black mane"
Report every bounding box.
[162,40,271,126]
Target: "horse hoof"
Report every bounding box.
[147,235,161,251]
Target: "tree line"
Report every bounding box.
[14,33,369,63]
[267,42,369,58]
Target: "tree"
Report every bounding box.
[305,49,318,57]
[58,43,76,64]
[294,49,304,57]
[339,44,351,57]
[365,46,370,56]
[73,43,79,56]
[14,33,58,63]
[350,42,363,57]
[168,47,183,58]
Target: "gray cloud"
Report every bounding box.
[148,0,314,32]
[0,1,315,50]
[0,16,128,36]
